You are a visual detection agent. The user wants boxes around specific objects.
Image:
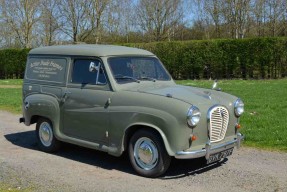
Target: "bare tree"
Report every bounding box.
[222,0,251,39]
[1,0,40,48]
[252,0,267,37]
[204,0,224,38]
[39,0,61,46]
[191,0,211,39]
[266,0,286,37]
[88,0,110,43]
[102,0,137,43]
[136,0,184,41]
[120,0,137,43]
[58,0,91,43]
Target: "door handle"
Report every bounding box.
[61,91,72,103]
[65,91,72,95]
[104,98,111,108]
[24,101,30,110]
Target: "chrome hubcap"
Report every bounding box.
[39,122,53,147]
[134,137,158,170]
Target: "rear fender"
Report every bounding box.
[23,94,61,138]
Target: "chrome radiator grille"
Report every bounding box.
[209,106,229,143]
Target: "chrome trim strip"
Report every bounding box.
[175,133,244,159]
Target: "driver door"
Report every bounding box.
[62,58,112,144]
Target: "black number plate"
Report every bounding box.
[207,148,234,164]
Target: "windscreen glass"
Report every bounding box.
[108,57,171,83]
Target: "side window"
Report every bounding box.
[26,57,67,83]
[71,59,107,85]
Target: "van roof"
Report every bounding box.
[29,44,154,57]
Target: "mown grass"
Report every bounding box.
[0,79,286,151]
[0,79,23,85]
[0,88,22,114]
[177,79,287,151]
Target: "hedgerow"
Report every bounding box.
[0,49,30,79]
[125,37,287,79]
[1,38,287,79]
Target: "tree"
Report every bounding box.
[266,0,286,37]
[252,0,267,37]
[88,0,110,43]
[222,0,251,39]
[135,0,184,42]
[39,0,61,46]
[204,0,223,38]
[0,0,40,48]
[58,0,91,43]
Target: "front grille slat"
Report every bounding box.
[209,106,229,143]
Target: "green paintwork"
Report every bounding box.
[22,45,241,157]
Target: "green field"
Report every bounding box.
[0,88,22,113]
[0,79,23,85]
[0,79,286,151]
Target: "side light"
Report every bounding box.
[191,135,197,141]
[235,123,241,129]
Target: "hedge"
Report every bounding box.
[1,38,287,80]
[125,37,287,79]
[0,48,30,79]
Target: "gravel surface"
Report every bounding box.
[0,110,286,192]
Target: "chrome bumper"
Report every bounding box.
[175,133,244,159]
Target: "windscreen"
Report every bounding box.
[108,57,171,83]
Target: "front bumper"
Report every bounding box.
[175,133,244,159]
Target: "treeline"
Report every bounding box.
[1,0,287,49]
[0,38,287,80]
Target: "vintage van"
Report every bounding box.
[20,45,244,177]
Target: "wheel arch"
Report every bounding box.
[123,123,174,156]
[23,93,61,139]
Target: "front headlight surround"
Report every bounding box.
[234,98,244,117]
[187,106,201,127]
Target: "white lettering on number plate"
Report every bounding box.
[207,148,234,164]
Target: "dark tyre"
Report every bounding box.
[36,118,61,153]
[128,129,171,178]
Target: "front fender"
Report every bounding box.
[108,106,191,157]
[123,122,174,156]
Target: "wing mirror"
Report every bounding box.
[212,80,221,91]
[89,62,99,72]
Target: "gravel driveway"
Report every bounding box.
[0,110,286,192]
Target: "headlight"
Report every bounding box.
[234,98,244,117]
[187,106,201,127]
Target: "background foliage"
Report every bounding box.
[1,38,287,79]
[127,37,287,79]
[0,49,30,79]
[1,0,287,48]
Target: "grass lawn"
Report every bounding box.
[0,79,286,151]
[0,88,22,113]
[0,79,23,85]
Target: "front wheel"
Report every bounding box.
[128,129,171,177]
[36,118,61,153]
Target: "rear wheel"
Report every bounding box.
[36,118,61,152]
[128,129,171,177]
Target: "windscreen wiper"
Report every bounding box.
[114,74,140,83]
[139,76,156,82]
